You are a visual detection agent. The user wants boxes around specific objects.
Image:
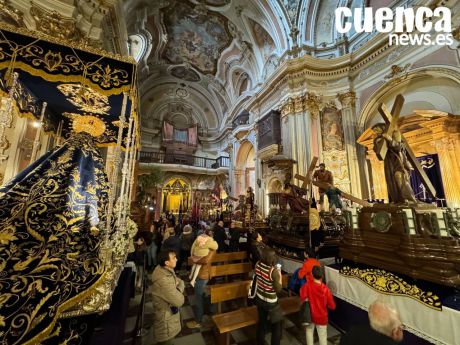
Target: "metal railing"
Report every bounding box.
[139,151,229,169]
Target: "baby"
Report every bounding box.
[189,228,218,287]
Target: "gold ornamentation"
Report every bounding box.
[0,21,135,64]
[384,64,410,80]
[0,0,24,26]
[0,95,15,162]
[280,97,294,117]
[58,84,110,115]
[453,27,459,41]
[30,2,81,42]
[66,114,107,137]
[304,92,322,118]
[338,91,356,108]
[340,266,442,311]
[0,133,110,344]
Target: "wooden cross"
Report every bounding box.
[294,156,318,190]
[312,180,372,207]
[376,94,436,198]
[375,95,404,160]
[295,157,371,207]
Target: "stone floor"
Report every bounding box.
[123,269,342,345]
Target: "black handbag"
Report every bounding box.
[299,300,312,325]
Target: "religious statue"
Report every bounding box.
[313,163,334,206]
[373,124,417,203]
[325,186,343,211]
[246,186,255,210]
[282,182,309,213]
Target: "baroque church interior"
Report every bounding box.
[0,0,460,344]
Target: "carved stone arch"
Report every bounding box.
[162,174,192,188]
[358,67,460,130]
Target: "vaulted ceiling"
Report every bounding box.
[124,0,394,143]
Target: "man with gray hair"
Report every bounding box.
[339,300,404,345]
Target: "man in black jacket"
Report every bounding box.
[229,221,240,252]
[213,221,227,253]
[339,300,404,345]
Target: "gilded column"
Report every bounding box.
[435,137,460,208]
[338,91,362,197]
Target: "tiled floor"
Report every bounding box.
[123,269,342,345]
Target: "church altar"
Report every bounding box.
[325,265,460,345]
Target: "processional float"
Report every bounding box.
[0,23,139,344]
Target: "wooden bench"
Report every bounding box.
[212,296,301,345]
[210,275,290,313]
[187,251,247,266]
[210,262,252,280]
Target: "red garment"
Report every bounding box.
[300,281,336,325]
[298,258,321,283]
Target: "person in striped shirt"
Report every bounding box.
[254,247,283,345]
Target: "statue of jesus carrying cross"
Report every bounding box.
[373,94,436,204]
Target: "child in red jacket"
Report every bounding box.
[300,266,336,345]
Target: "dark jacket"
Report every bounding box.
[339,324,399,345]
[180,232,194,251]
[162,235,181,256]
[213,225,227,252]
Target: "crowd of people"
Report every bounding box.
[129,212,405,345]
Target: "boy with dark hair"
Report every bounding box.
[298,247,321,284]
[300,266,336,345]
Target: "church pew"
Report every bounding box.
[210,262,252,280]
[212,296,301,345]
[187,251,247,266]
[210,275,290,314]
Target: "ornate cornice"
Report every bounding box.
[246,32,415,114]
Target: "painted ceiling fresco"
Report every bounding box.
[281,0,301,25]
[170,66,201,82]
[249,19,276,61]
[161,0,233,75]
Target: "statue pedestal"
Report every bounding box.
[340,203,460,287]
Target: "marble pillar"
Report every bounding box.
[339,92,362,197]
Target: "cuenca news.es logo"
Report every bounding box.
[335,7,454,46]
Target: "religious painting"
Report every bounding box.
[161,0,232,74]
[315,0,339,45]
[282,0,301,24]
[321,107,344,151]
[170,66,201,82]
[249,18,276,59]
